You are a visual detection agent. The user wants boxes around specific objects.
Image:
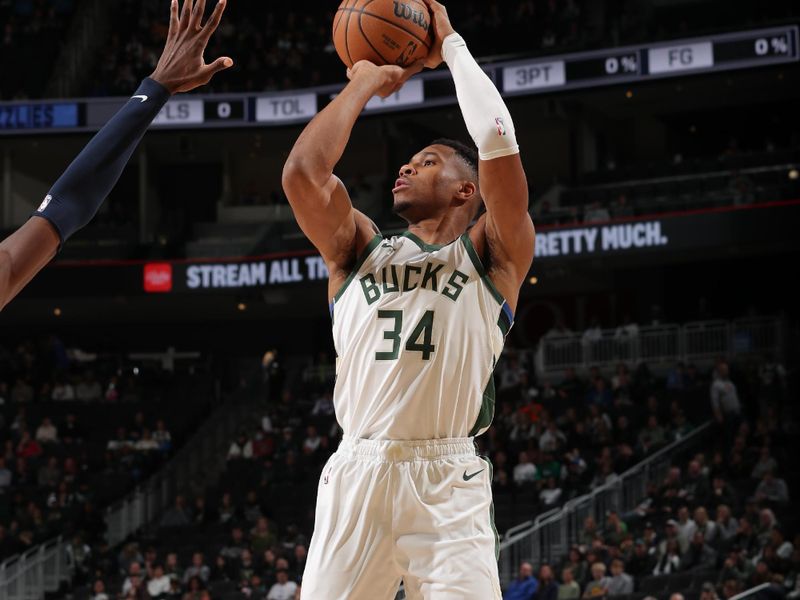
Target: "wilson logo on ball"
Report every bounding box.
[393,1,430,31]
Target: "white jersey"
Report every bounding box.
[330,231,514,440]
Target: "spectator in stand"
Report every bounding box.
[676,506,698,552]
[251,517,277,555]
[153,419,172,453]
[756,470,790,505]
[583,202,611,223]
[183,552,210,584]
[582,318,603,347]
[220,526,247,561]
[160,495,192,528]
[638,415,666,454]
[751,446,778,480]
[51,375,76,400]
[695,507,718,546]
[540,421,566,453]
[537,565,559,600]
[544,318,574,341]
[164,552,182,579]
[135,429,159,452]
[76,372,102,402]
[16,429,42,459]
[90,579,109,600]
[0,458,11,490]
[504,561,538,600]
[711,475,738,510]
[60,413,84,444]
[121,562,144,597]
[684,460,711,505]
[559,567,581,600]
[583,562,611,598]
[513,452,538,486]
[302,425,322,455]
[147,564,171,598]
[607,558,634,595]
[540,478,563,507]
[37,456,61,488]
[681,531,718,571]
[614,315,639,341]
[267,569,298,600]
[627,539,656,577]
[311,392,335,417]
[227,432,253,460]
[715,504,739,544]
[11,378,34,403]
[654,539,682,575]
[711,362,741,437]
[236,549,257,584]
[700,582,720,600]
[35,417,58,444]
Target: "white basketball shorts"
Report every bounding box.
[301,436,501,600]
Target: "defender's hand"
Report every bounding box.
[347,60,423,98]
[150,0,234,94]
[421,0,456,68]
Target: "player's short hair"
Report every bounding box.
[430,138,478,179]
[430,138,483,219]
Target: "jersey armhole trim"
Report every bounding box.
[331,234,383,303]
[460,233,505,306]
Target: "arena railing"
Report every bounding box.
[535,316,784,378]
[105,401,251,546]
[0,536,71,600]
[729,582,773,600]
[497,420,713,588]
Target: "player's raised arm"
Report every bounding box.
[0,0,233,312]
[282,61,421,286]
[423,0,535,296]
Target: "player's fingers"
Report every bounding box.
[167,0,179,37]
[179,0,194,29]
[204,56,234,77]
[404,60,424,78]
[201,0,227,40]
[421,0,444,13]
[191,0,206,31]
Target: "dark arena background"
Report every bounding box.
[1,1,799,599]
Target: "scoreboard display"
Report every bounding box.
[502,26,798,93]
[0,25,796,135]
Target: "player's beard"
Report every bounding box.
[392,198,413,216]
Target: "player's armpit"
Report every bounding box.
[0,218,60,311]
[479,153,536,287]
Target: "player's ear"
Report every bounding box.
[456,181,477,201]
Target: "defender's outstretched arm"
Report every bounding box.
[0,0,233,311]
[282,61,421,294]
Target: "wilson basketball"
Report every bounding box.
[333,0,434,68]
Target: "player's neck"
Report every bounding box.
[405,215,468,247]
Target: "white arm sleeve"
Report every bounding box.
[442,33,519,161]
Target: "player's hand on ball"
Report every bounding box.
[421,0,456,69]
[150,0,234,94]
[347,60,424,99]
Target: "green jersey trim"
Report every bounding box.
[401,231,449,252]
[469,360,496,437]
[479,455,500,560]
[460,234,505,306]
[332,234,384,303]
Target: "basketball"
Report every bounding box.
[333,0,434,69]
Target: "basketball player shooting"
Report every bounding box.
[0,0,232,311]
[282,0,535,597]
